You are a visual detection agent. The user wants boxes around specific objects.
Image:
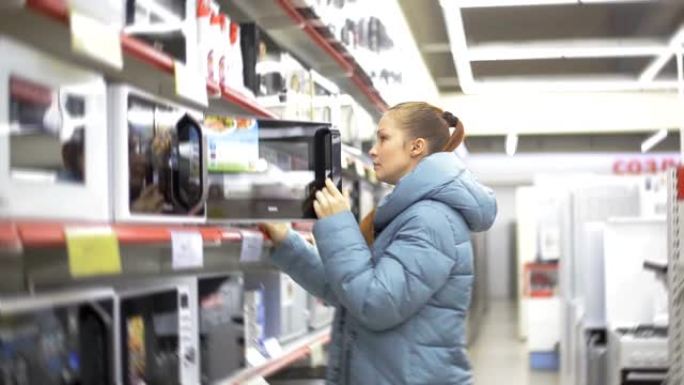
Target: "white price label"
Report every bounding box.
[174,61,208,107]
[263,337,283,358]
[70,10,123,69]
[240,230,264,263]
[171,231,203,269]
[245,347,268,367]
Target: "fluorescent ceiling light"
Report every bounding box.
[641,129,668,153]
[448,0,657,8]
[467,39,668,61]
[467,78,679,93]
[506,133,518,156]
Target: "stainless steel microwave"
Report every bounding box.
[109,85,208,223]
[206,119,342,221]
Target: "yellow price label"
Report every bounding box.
[65,227,122,278]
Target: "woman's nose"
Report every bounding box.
[369,145,377,158]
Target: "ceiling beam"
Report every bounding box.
[467,38,668,61]
[421,42,451,54]
[639,25,684,82]
[446,0,659,8]
[435,77,460,86]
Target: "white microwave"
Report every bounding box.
[114,277,200,385]
[0,37,110,221]
[108,85,208,223]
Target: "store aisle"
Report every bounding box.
[469,300,559,385]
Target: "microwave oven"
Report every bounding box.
[114,277,200,385]
[206,119,342,221]
[0,288,116,385]
[198,274,244,384]
[123,0,198,67]
[244,271,308,344]
[109,85,208,223]
[0,37,110,221]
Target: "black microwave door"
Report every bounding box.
[172,114,205,214]
[121,292,180,385]
[0,301,113,385]
[79,304,114,385]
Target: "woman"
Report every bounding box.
[263,102,497,385]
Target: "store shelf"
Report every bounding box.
[218,327,331,385]
[0,221,314,249]
[223,0,388,120]
[0,0,276,118]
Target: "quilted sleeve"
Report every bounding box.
[269,230,338,305]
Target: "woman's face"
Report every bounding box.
[368,114,417,185]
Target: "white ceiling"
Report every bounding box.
[400,0,684,93]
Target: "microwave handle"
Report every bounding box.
[313,128,342,189]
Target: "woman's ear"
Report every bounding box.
[410,138,427,158]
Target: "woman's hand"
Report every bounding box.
[314,179,350,219]
[260,222,290,245]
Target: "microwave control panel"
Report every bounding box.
[178,286,199,385]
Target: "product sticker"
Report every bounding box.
[205,116,260,173]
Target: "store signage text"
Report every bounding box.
[612,158,679,175]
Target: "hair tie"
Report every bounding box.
[442,111,459,128]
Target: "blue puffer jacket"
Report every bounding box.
[270,152,497,385]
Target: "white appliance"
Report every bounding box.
[0,37,110,221]
[526,296,561,351]
[607,327,668,385]
[108,85,208,223]
[244,271,308,344]
[579,222,607,328]
[603,218,669,385]
[114,277,200,385]
[603,218,667,328]
[556,177,641,385]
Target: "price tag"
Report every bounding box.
[245,347,268,367]
[70,10,123,69]
[65,227,122,277]
[310,340,326,367]
[174,61,208,107]
[263,337,283,358]
[240,230,264,263]
[171,231,204,269]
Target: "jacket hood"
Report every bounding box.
[375,152,497,233]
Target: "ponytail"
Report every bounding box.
[359,109,465,245]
